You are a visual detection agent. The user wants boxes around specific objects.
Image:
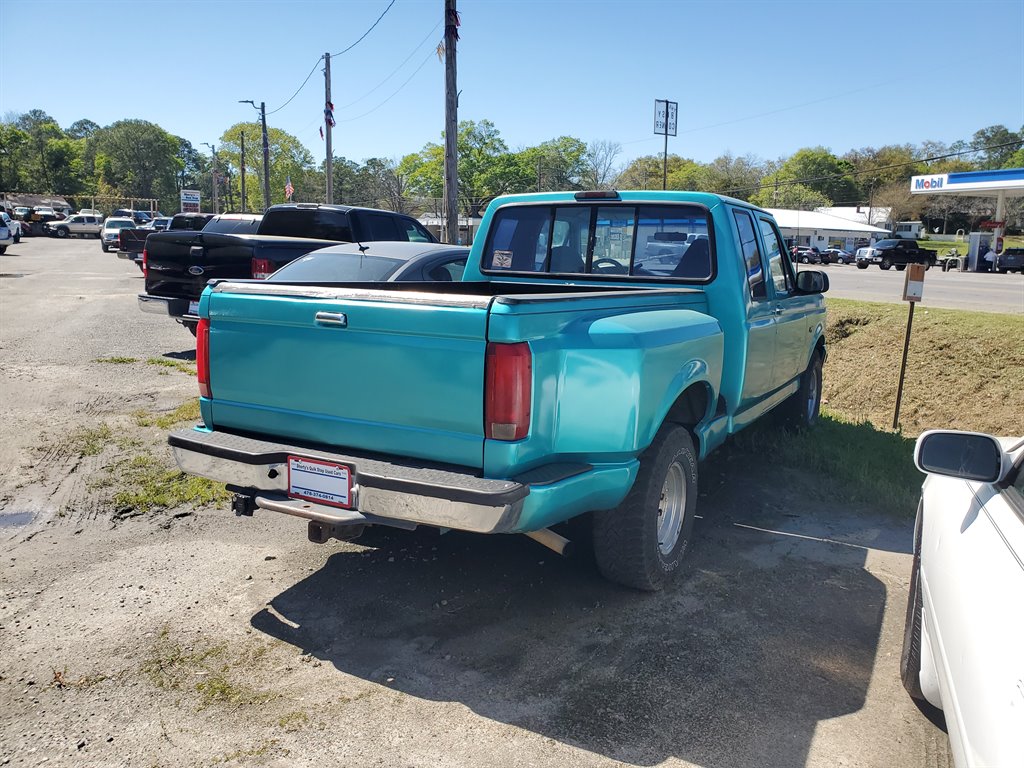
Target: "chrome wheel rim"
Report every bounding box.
[657,462,686,555]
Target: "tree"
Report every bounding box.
[0,122,29,190]
[690,152,769,198]
[615,154,697,190]
[517,136,587,192]
[91,120,181,208]
[767,147,859,204]
[363,157,412,213]
[218,123,316,209]
[582,140,621,189]
[970,124,1023,169]
[843,144,922,191]
[403,120,532,216]
[749,182,831,210]
[872,181,922,229]
[66,119,100,140]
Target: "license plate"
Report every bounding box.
[287,456,353,508]
[187,301,199,315]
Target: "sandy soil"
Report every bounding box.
[0,236,950,767]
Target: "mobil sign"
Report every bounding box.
[910,174,948,193]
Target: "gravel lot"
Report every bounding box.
[1,236,951,767]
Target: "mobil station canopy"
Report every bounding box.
[910,167,1024,198]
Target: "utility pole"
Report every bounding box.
[239,131,247,213]
[260,102,271,211]
[202,142,219,214]
[324,52,334,204]
[443,0,459,244]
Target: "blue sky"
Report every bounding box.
[1,0,1022,169]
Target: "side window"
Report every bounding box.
[427,258,467,282]
[758,218,793,296]
[403,219,432,243]
[733,210,766,300]
[547,206,589,274]
[367,214,402,241]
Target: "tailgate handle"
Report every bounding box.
[315,311,347,327]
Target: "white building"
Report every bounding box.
[766,208,891,252]
[816,205,892,230]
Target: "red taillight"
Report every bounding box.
[251,257,273,279]
[141,247,148,278]
[484,342,531,441]
[196,318,211,398]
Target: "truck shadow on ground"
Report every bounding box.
[251,444,910,767]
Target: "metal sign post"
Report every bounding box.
[893,263,926,429]
[653,99,677,190]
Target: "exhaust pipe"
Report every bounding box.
[525,528,573,557]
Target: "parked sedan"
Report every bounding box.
[901,429,1024,768]
[100,218,135,253]
[821,248,854,265]
[791,246,822,264]
[268,241,469,284]
[996,247,1024,274]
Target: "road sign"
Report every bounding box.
[654,100,677,136]
[902,263,926,302]
[180,189,201,213]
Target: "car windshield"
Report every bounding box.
[105,220,134,230]
[269,252,404,282]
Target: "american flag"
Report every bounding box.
[284,176,294,200]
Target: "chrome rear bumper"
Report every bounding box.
[169,428,528,534]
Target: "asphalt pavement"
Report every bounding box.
[818,262,1024,314]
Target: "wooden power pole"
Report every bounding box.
[239,131,247,213]
[443,0,459,244]
[325,52,334,204]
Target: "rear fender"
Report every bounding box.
[646,368,716,455]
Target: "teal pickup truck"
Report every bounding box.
[169,191,828,590]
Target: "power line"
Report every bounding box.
[332,0,397,57]
[266,56,324,116]
[338,21,441,110]
[337,49,436,124]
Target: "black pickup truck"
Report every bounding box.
[118,213,216,268]
[856,239,936,270]
[137,203,437,333]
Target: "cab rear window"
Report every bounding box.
[482,203,713,281]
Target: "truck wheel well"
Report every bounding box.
[664,383,712,430]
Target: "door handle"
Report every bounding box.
[315,311,347,327]
[773,307,783,316]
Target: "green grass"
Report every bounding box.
[146,357,196,376]
[725,299,1024,517]
[94,356,139,364]
[823,298,1024,437]
[134,400,201,430]
[110,453,229,513]
[69,424,113,457]
[734,409,921,516]
[143,629,276,710]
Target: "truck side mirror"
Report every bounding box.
[795,270,828,294]
[914,430,1008,483]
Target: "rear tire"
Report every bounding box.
[592,425,698,591]
[901,503,926,701]
[781,351,823,430]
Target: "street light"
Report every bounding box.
[201,142,219,214]
[239,99,271,212]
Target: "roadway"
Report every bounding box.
[819,262,1023,314]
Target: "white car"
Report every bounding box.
[0,220,12,253]
[1,211,22,243]
[902,429,1024,767]
[100,218,135,253]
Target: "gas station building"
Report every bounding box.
[909,167,1024,271]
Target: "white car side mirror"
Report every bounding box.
[915,430,1012,483]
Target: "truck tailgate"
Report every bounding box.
[206,283,490,469]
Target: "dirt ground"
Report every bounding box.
[0,237,951,767]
